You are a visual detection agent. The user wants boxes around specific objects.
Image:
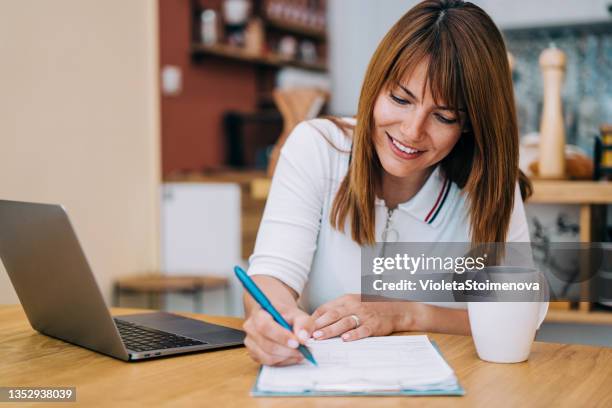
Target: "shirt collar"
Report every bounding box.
[375,165,452,227]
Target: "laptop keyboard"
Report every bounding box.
[114,318,207,352]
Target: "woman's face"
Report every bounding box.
[373,59,464,180]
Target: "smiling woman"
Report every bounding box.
[241,0,539,367]
[372,59,464,210]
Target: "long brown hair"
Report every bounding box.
[328,0,531,245]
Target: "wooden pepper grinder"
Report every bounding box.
[538,44,567,179]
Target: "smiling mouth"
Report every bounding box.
[386,132,425,154]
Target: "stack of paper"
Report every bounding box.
[253,335,464,396]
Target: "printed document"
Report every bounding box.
[257,335,459,392]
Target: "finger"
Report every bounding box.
[244,336,297,366]
[252,331,303,359]
[314,316,356,340]
[311,307,326,321]
[292,312,316,344]
[313,296,348,318]
[313,307,346,333]
[244,336,277,365]
[250,309,299,348]
[276,356,305,366]
[245,336,264,362]
[341,324,373,342]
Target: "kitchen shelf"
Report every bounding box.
[264,17,326,40]
[529,180,612,204]
[191,43,327,72]
[249,179,612,206]
[528,179,611,317]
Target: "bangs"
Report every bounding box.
[386,27,466,120]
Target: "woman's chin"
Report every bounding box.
[380,157,441,181]
[381,163,422,179]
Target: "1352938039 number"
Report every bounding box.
[1,387,76,402]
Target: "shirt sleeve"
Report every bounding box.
[246,121,329,295]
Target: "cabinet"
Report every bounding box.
[161,182,243,314]
[164,170,267,261]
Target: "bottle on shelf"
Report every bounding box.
[538,44,567,179]
[200,9,219,45]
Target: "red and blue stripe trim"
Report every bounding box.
[424,178,451,224]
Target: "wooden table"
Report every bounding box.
[2,305,611,407]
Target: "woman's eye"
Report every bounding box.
[390,93,410,105]
[434,113,458,125]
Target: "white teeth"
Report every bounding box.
[391,138,420,154]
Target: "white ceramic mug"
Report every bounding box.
[468,301,548,363]
[467,266,549,363]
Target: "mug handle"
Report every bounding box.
[536,269,550,329]
[536,301,549,329]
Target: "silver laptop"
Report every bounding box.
[0,199,245,361]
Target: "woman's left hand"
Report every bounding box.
[311,294,418,341]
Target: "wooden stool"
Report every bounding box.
[113,274,230,314]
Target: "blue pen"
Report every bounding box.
[234,265,317,366]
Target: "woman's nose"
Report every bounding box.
[399,110,427,142]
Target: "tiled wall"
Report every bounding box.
[504,22,612,155]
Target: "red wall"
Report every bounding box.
[159,0,258,176]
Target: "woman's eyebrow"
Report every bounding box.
[398,84,418,101]
[436,105,466,112]
[398,84,465,112]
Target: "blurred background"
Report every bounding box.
[1,0,611,346]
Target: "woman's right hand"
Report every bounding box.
[243,306,314,366]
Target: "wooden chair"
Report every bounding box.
[113,273,230,314]
[267,88,328,176]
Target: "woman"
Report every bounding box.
[243,0,533,366]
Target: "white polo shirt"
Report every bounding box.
[247,118,531,313]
